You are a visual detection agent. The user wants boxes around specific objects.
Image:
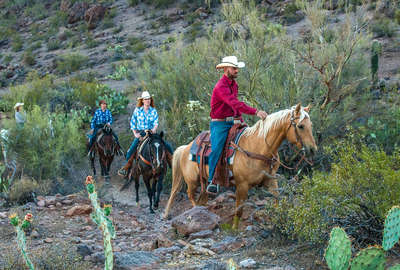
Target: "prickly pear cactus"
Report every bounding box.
[350,246,385,270]
[388,265,400,270]
[383,205,400,251]
[324,227,351,270]
[86,176,115,270]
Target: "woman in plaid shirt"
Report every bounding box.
[118,91,173,177]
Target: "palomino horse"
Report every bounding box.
[120,132,168,213]
[90,125,120,179]
[163,104,317,229]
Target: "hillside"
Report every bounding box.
[0,0,399,269]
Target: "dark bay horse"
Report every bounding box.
[120,132,168,213]
[89,125,121,179]
[163,104,318,229]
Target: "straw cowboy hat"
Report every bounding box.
[14,102,24,110]
[137,91,153,100]
[216,56,245,69]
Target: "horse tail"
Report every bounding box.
[163,145,185,219]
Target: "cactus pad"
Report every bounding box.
[325,227,351,270]
[350,246,385,270]
[383,206,400,251]
[388,265,400,270]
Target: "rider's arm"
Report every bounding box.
[107,109,113,125]
[151,109,159,134]
[90,110,98,129]
[215,82,257,115]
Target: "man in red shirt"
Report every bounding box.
[207,56,268,194]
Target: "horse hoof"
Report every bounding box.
[136,202,140,207]
[150,210,155,214]
[153,204,159,209]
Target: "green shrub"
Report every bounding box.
[395,9,400,24]
[371,17,397,37]
[3,54,13,66]
[56,54,88,74]
[29,41,42,51]
[85,33,99,48]
[8,177,39,204]
[268,138,400,245]
[127,36,147,53]
[5,106,85,181]
[184,21,205,42]
[107,44,127,60]
[22,50,35,66]
[11,34,23,52]
[48,11,68,29]
[24,2,48,21]
[47,39,61,51]
[128,0,140,7]
[96,85,129,115]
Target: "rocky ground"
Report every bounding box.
[0,175,324,270]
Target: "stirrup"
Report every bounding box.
[206,183,219,195]
[118,168,128,177]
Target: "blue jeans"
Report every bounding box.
[126,138,174,161]
[208,121,233,183]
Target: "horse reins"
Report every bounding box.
[231,109,313,172]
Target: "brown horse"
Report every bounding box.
[163,104,317,229]
[90,125,119,180]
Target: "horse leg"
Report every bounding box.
[90,156,96,177]
[132,172,140,207]
[187,181,198,207]
[233,183,249,230]
[107,156,114,177]
[144,176,154,214]
[154,173,163,209]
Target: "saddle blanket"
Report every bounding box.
[188,127,246,165]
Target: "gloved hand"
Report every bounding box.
[139,130,146,137]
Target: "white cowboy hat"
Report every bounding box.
[14,102,24,110]
[137,91,153,100]
[216,56,245,69]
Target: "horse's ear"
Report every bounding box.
[159,131,164,138]
[295,103,301,114]
[304,104,311,113]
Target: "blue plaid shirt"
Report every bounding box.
[90,108,113,129]
[130,106,158,131]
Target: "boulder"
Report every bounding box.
[66,204,92,216]
[171,206,220,236]
[84,5,106,29]
[68,2,89,24]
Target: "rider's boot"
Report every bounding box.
[118,153,135,177]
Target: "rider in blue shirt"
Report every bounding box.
[118,91,173,177]
[88,100,121,156]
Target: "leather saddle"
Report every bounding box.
[189,123,247,187]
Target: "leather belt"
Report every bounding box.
[211,117,241,122]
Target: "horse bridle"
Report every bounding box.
[288,109,305,151]
[139,138,166,175]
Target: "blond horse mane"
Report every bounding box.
[243,106,309,138]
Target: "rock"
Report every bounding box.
[57,27,69,41]
[37,200,45,207]
[77,244,93,258]
[214,191,235,204]
[68,2,89,24]
[188,229,213,240]
[239,258,257,268]
[0,212,7,219]
[56,202,62,207]
[66,205,92,216]
[44,238,53,243]
[36,196,45,201]
[187,260,228,270]
[113,251,160,270]
[84,5,106,29]
[210,237,244,254]
[45,196,56,205]
[265,267,296,270]
[60,0,72,12]
[114,246,122,252]
[171,206,220,236]
[61,199,73,205]
[31,230,40,239]
[153,245,181,256]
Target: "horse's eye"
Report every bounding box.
[298,124,304,129]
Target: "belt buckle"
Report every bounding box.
[226,117,234,122]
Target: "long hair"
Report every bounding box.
[136,97,155,108]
